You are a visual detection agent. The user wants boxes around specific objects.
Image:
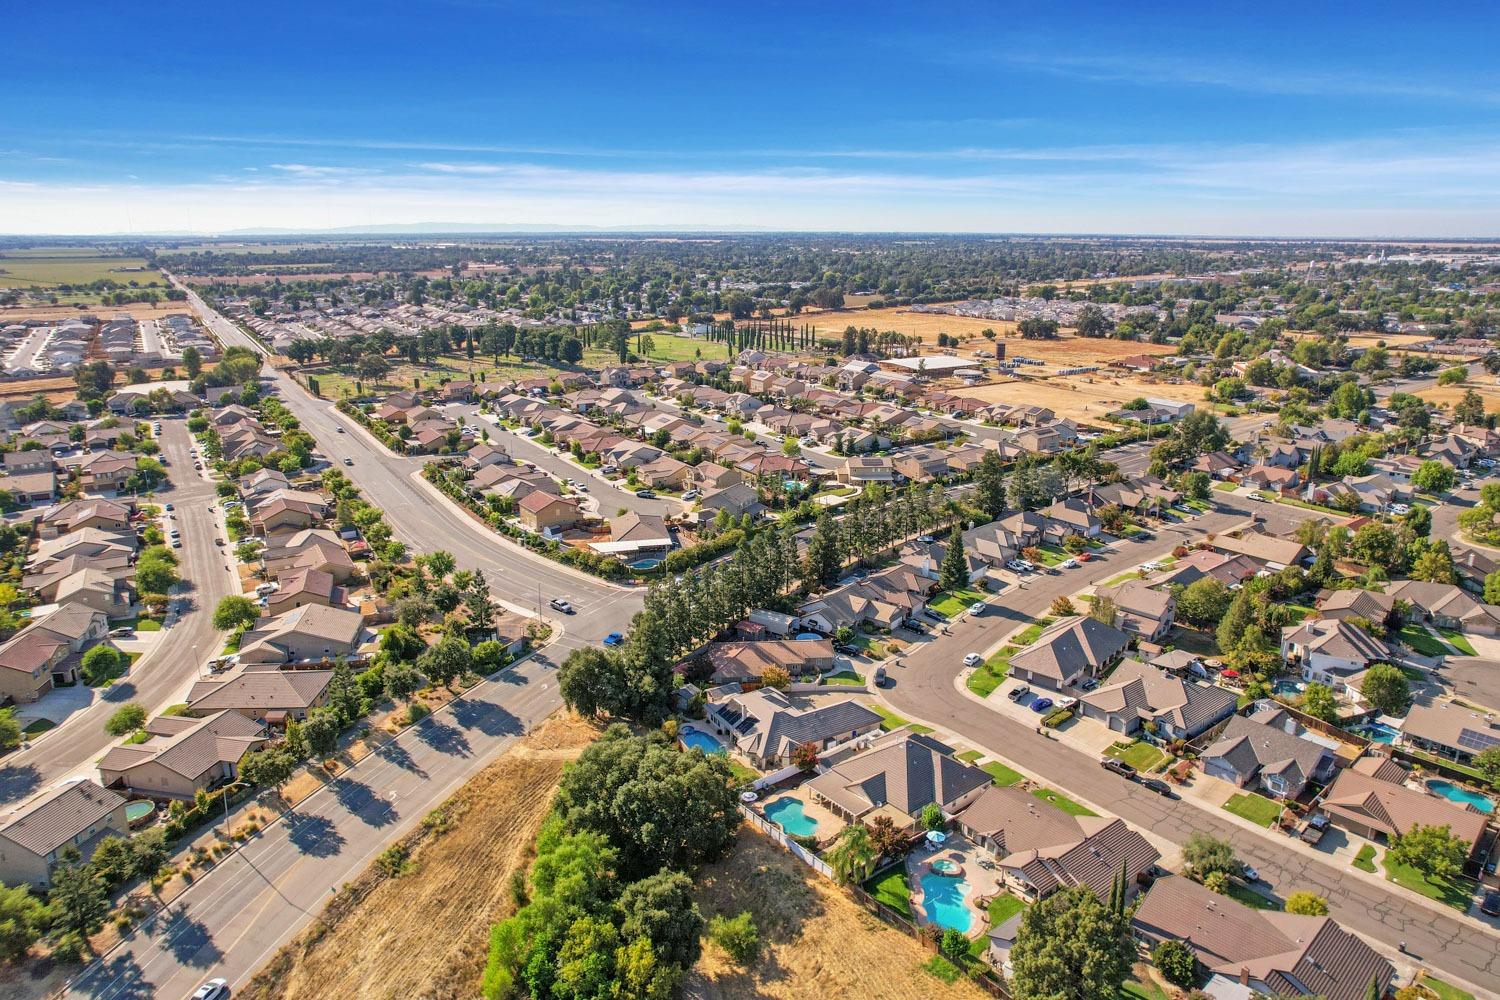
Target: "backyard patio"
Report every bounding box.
[904,833,1004,936]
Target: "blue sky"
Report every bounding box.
[4,1,1499,235]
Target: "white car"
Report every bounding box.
[192,979,230,1000]
[681,489,699,501]
[1388,503,1410,515]
[962,653,984,667]
[1006,559,1030,572]
[1060,558,1080,569]
[1141,561,1160,572]
[1054,695,1077,709]
[968,602,986,616]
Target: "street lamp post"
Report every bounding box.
[219,780,249,835]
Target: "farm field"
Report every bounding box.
[0,251,166,289]
[685,827,990,1000]
[185,269,450,285]
[237,712,601,1000]
[803,304,1017,341]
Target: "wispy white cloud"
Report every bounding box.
[996,51,1500,106]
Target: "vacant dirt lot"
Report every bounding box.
[238,712,601,1000]
[956,368,1205,424]
[685,828,989,1000]
[1417,377,1500,415]
[0,301,181,323]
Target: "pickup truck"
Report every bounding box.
[1299,814,1329,844]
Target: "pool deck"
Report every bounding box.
[758,783,845,844]
[905,834,1003,936]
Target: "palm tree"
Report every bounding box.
[827,825,878,884]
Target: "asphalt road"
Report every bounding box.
[63,637,579,1000]
[0,418,237,805]
[54,284,649,998]
[881,495,1499,990]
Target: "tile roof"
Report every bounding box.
[98,710,266,781]
[806,732,990,818]
[1008,615,1130,684]
[1320,767,1488,847]
[0,780,126,856]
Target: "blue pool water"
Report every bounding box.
[763,797,819,837]
[628,557,663,571]
[1427,779,1495,814]
[1353,722,1399,744]
[1272,680,1305,696]
[919,872,972,933]
[680,727,726,755]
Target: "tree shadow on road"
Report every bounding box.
[0,763,41,805]
[102,682,138,702]
[450,698,524,738]
[377,740,428,777]
[160,909,223,968]
[334,779,399,827]
[416,718,471,757]
[76,952,154,999]
[286,812,345,857]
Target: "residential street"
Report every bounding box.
[0,417,237,803]
[880,496,1499,992]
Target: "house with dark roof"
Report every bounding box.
[1077,660,1236,740]
[1200,710,1338,799]
[185,668,333,725]
[1281,618,1393,684]
[1131,875,1392,1000]
[704,689,882,767]
[956,785,1159,903]
[1319,767,1488,858]
[806,732,991,827]
[0,780,129,887]
[1007,616,1131,692]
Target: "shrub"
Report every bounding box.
[1153,938,1198,987]
[80,645,126,686]
[104,702,146,737]
[709,911,760,965]
[940,928,970,964]
[376,844,411,877]
[404,702,431,726]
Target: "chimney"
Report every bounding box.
[1239,968,1251,987]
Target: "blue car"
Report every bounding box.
[603,632,624,647]
[1029,697,1054,713]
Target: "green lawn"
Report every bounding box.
[982,761,1025,786]
[869,704,910,732]
[849,632,887,660]
[822,671,864,686]
[725,760,760,786]
[1353,845,1377,872]
[987,893,1026,925]
[1422,976,1477,1000]
[928,587,989,618]
[1120,978,1173,1000]
[1382,855,1478,911]
[957,749,983,763]
[1033,544,1068,567]
[1223,792,1283,827]
[1032,787,1097,817]
[1398,625,1450,658]
[1225,880,1280,911]
[1213,480,1239,492]
[1184,498,1212,512]
[966,645,1016,698]
[1011,617,1054,646]
[865,868,912,917]
[1285,602,1317,620]
[1438,628,1477,656]
[1104,740,1169,772]
[21,718,55,736]
[1100,570,1146,588]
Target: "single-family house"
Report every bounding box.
[807,732,991,826]
[1007,616,1131,692]
[1281,618,1393,684]
[0,781,130,888]
[97,711,268,800]
[703,688,883,767]
[234,605,367,666]
[1200,708,1338,799]
[1077,659,1235,739]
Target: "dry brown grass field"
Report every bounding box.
[1417,376,1500,415]
[0,301,180,323]
[237,712,601,1000]
[684,827,990,1000]
[956,371,1206,424]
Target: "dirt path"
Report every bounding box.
[685,828,990,1000]
[237,712,601,1000]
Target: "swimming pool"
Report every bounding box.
[1426,779,1495,814]
[628,557,663,571]
[919,871,972,933]
[1352,722,1399,744]
[680,726,726,755]
[763,797,819,838]
[1272,680,1305,697]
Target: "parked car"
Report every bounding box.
[1008,684,1031,702]
[109,626,135,638]
[1481,890,1500,917]
[1101,758,1137,778]
[1077,551,1094,562]
[1240,865,1261,883]
[1060,558,1079,569]
[1029,697,1054,713]
[634,489,656,498]
[901,618,927,633]
[336,426,345,433]
[343,457,354,466]
[1140,561,1160,572]
[872,665,888,687]
[681,489,699,501]
[1054,695,1076,709]
[1079,677,1101,691]
[922,608,946,622]
[917,535,936,544]
[164,503,174,511]
[1388,502,1411,515]
[1300,814,1329,844]
[968,602,986,616]
[963,653,983,667]
[603,632,624,647]
[833,641,859,655]
[1140,778,1175,798]
[549,598,574,614]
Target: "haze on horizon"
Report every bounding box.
[4,0,1499,238]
